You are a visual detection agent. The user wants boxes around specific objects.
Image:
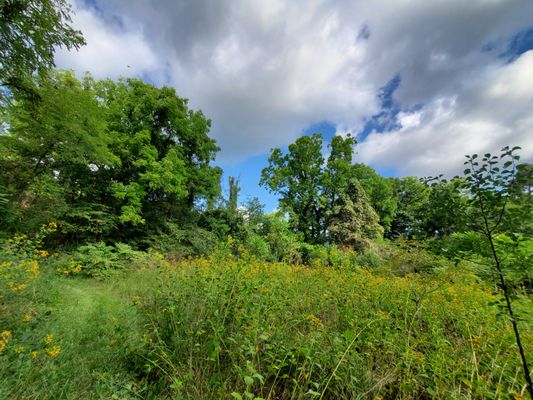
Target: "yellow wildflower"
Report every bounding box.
[44,334,53,345]
[45,345,61,358]
[31,351,38,359]
[0,330,12,353]
[23,313,32,322]
[15,346,24,354]
[306,314,324,329]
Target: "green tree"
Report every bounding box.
[420,176,468,238]
[459,147,532,398]
[261,133,383,247]
[260,133,325,243]
[93,78,222,232]
[389,176,430,238]
[0,0,85,94]
[228,176,240,213]
[0,70,115,233]
[352,163,397,232]
[1,73,222,243]
[327,178,383,250]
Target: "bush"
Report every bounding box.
[245,233,270,260]
[438,231,533,289]
[54,242,143,278]
[149,223,219,259]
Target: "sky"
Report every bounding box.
[56,0,533,211]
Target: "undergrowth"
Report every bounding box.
[0,249,531,399]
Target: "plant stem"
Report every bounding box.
[477,187,533,398]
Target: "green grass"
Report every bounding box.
[0,270,145,399]
[1,254,532,399]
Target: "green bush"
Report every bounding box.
[54,242,143,278]
[149,223,219,259]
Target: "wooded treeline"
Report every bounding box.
[0,70,531,278]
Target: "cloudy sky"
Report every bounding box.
[57,0,533,210]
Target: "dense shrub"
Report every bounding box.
[53,242,143,278]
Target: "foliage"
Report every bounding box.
[458,146,533,397]
[148,222,219,259]
[133,255,532,399]
[0,0,85,94]
[0,72,222,243]
[352,163,397,232]
[422,177,467,238]
[54,242,143,278]
[389,176,431,239]
[261,133,326,243]
[254,212,304,263]
[261,133,383,248]
[327,178,383,250]
[0,70,116,233]
[0,222,55,299]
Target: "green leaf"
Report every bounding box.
[244,375,254,387]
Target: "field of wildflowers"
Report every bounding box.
[134,254,532,399]
[0,245,531,399]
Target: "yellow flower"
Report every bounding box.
[31,351,38,359]
[45,345,61,358]
[23,313,32,322]
[306,314,324,329]
[36,250,49,258]
[15,346,24,353]
[44,334,53,345]
[0,331,12,353]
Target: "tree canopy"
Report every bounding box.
[0,0,85,95]
[260,133,383,247]
[0,71,222,242]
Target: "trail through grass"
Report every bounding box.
[1,274,144,399]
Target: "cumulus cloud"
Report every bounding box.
[358,50,533,176]
[55,2,164,80]
[57,0,533,173]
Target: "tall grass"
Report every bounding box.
[1,251,531,399]
[134,255,532,399]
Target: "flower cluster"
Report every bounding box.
[0,331,11,353]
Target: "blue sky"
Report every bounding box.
[57,0,533,212]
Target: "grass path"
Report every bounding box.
[1,275,145,399]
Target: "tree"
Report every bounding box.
[92,77,222,232]
[327,178,383,250]
[389,177,430,238]
[260,133,326,243]
[0,70,115,233]
[261,133,382,248]
[0,73,223,243]
[460,147,532,398]
[421,177,467,238]
[228,176,240,213]
[0,0,85,95]
[352,163,397,232]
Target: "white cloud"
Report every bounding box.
[55,2,163,80]
[57,0,533,173]
[358,51,533,176]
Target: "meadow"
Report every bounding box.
[1,244,531,399]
